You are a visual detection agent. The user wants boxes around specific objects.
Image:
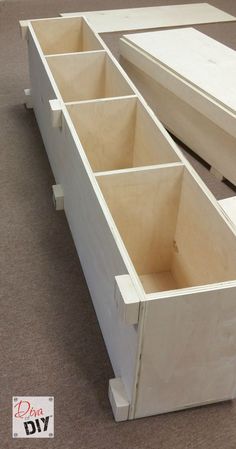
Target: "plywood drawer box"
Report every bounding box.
[20,16,236,421]
[120,27,236,186]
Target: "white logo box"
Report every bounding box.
[12,396,54,438]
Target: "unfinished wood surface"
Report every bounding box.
[135,284,236,418]
[219,197,236,227]
[120,32,236,140]
[67,97,180,173]
[97,165,184,290]
[22,15,236,421]
[31,17,102,54]
[122,28,236,113]
[120,30,236,185]
[27,23,141,406]
[46,51,133,102]
[171,169,236,289]
[61,4,236,33]
[97,166,236,294]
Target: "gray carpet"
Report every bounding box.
[0,1,236,448]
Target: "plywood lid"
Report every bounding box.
[124,28,236,114]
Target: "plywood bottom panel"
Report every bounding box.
[140,272,178,294]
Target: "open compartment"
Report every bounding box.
[97,166,236,294]
[31,17,102,55]
[46,52,133,102]
[67,97,180,172]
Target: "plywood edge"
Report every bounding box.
[219,197,236,228]
[65,94,137,107]
[119,37,236,139]
[45,49,105,58]
[145,280,236,302]
[95,162,184,177]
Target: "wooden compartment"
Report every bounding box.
[31,17,102,55]
[97,166,236,294]
[46,52,133,102]
[67,97,180,172]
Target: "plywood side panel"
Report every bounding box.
[135,285,236,418]
[82,19,104,51]
[171,170,236,288]
[28,29,139,403]
[133,101,180,167]
[28,33,63,183]
[61,4,236,33]
[104,55,135,98]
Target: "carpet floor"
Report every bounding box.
[0,1,236,448]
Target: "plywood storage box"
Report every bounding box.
[20,16,236,421]
[120,27,236,186]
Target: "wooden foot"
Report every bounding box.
[108,378,129,422]
[52,184,64,211]
[24,88,33,109]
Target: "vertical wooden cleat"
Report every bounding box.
[49,99,62,128]
[19,20,29,40]
[115,275,140,325]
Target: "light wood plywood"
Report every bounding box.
[46,51,133,102]
[135,284,236,418]
[120,29,236,185]
[67,98,180,173]
[61,4,236,33]
[122,28,236,114]
[21,15,236,422]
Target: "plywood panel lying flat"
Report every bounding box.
[61,3,236,33]
[124,28,236,114]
